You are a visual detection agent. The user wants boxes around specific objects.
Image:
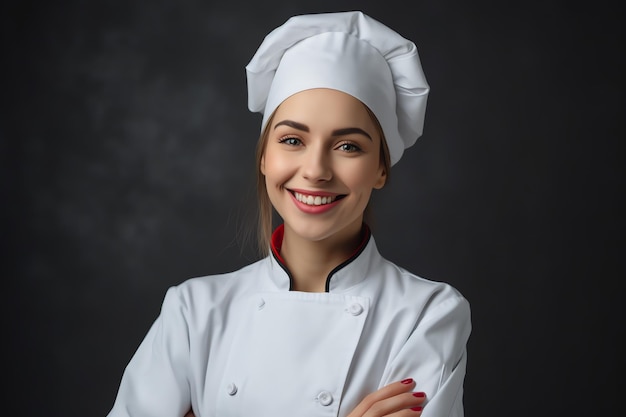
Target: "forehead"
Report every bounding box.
[273,88,377,131]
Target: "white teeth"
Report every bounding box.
[294,192,336,206]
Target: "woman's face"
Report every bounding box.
[261,88,386,244]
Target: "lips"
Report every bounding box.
[291,190,346,206]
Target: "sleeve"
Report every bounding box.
[106,286,192,417]
[381,291,472,417]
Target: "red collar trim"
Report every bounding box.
[270,224,287,265]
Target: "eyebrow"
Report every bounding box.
[274,120,372,141]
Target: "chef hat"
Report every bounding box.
[246,11,429,165]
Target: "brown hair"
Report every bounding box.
[253,104,391,257]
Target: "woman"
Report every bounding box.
[107,11,471,417]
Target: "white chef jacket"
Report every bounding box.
[107,225,471,417]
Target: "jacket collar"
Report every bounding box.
[267,223,378,292]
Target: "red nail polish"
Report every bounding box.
[412,392,425,397]
[411,406,423,412]
[401,378,413,384]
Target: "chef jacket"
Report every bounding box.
[107,225,471,417]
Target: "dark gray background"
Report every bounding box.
[2,1,624,416]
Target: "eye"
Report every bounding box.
[278,136,302,146]
[336,141,362,153]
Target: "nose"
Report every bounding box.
[301,145,332,183]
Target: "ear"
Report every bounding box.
[260,154,266,176]
[373,166,387,189]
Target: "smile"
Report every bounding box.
[293,191,342,206]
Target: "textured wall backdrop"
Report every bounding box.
[2,1,624,416]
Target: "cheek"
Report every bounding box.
[262,153,278,176]
[262,151,292,183]
[342,163,383,191]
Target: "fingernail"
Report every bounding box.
[401,378,413,384]
[412,392,425,397]
[411,406,423,412]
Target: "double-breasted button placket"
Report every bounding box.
[347,302,364,316]
[316,390,333,406]
[226,383,238,396]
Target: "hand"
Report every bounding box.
[347,378,426,417]
[182,379,425,417]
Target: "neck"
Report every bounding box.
[279,223,364,292]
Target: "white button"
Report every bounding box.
[257,298,266,310]
[317,390,333,406]
[347,303,364,316]
[226,383,238,395]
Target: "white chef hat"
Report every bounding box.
[246,11,429,166]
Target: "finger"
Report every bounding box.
[384,405,424,417]
[363,391,426,417]
[348,378,417,417]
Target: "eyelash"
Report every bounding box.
[277,137,363,153]
[337,141,362,153]
[278,136,302,146]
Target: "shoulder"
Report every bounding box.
[159,257,269,316]
[373,254,471,324]
[372,257,472,356]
